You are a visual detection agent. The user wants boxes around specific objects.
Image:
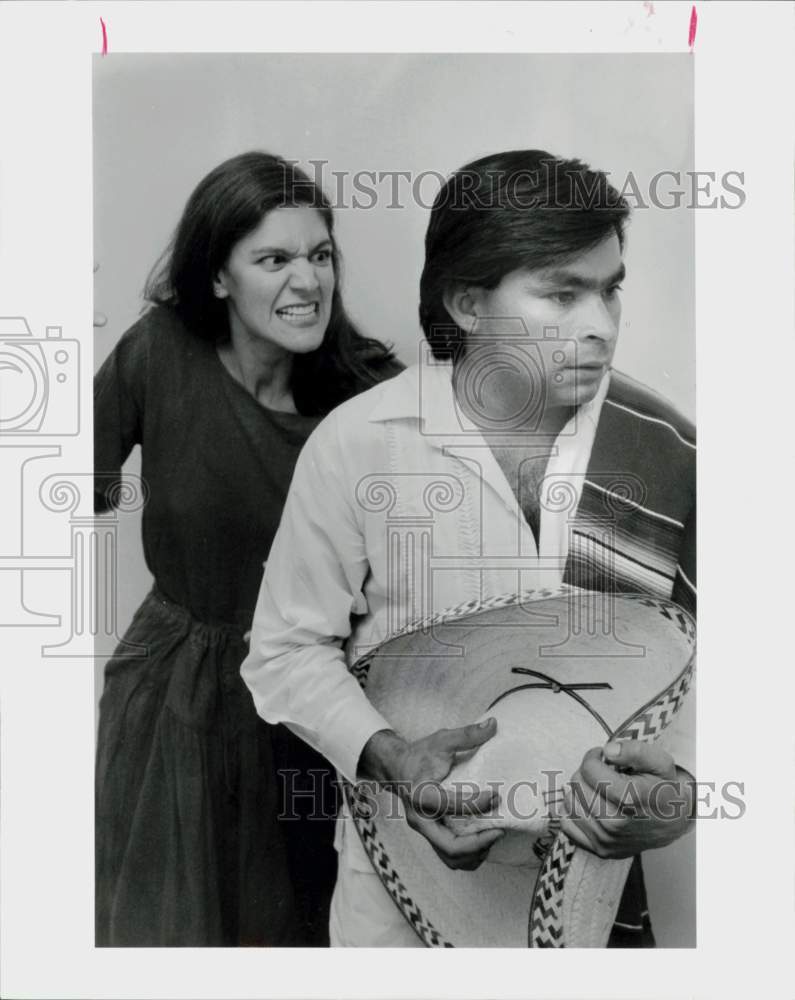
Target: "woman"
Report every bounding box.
[94,151,401,947]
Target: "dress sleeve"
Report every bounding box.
[241,410,392,782]
[93,318,150,513]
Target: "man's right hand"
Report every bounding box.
[357,721,504,871]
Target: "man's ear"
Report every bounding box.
[212,272,229,300]
[442,283,480,332]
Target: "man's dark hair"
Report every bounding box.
[419,150,631,361]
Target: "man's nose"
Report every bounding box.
[574,294,619,343]
[288,256,321,291]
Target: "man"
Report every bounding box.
[242,150,696,947]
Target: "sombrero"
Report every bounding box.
[343,587,695,948]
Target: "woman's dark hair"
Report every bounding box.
[419,150,631,361]
[145,151,400,415]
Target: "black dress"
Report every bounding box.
[94,305,344,946]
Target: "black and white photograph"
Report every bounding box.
[93,50,699,951]
[0,2,793,998]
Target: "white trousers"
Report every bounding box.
[329,854,423,948]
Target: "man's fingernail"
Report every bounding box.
[604,741,622,759]
[478,717,495,728]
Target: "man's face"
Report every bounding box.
[466,233,624,413]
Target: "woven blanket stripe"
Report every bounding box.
[571,480,686,591]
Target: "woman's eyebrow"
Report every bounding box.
[249,245,287,257]
[248,238,332,257]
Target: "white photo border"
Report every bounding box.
[0,2,792,998]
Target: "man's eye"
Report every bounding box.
[549,291,576,305]
[604,284,623,299]
[311,248,333,266]
[258,255,286,271]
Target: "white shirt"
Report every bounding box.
[242,358,611,870]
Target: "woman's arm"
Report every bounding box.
[94,315,150,512]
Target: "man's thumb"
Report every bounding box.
[441,717,498,753]
[603,739,674,776]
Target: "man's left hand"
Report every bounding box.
[560,740,694,859]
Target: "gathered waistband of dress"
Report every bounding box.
[145,586,248,637]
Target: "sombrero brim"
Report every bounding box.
[344,587,695,948]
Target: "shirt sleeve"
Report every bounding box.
[93,318,149,513]
[241,410,392,782]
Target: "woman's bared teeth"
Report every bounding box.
[277,303,318,317]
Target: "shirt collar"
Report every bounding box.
[368,352,610,443]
